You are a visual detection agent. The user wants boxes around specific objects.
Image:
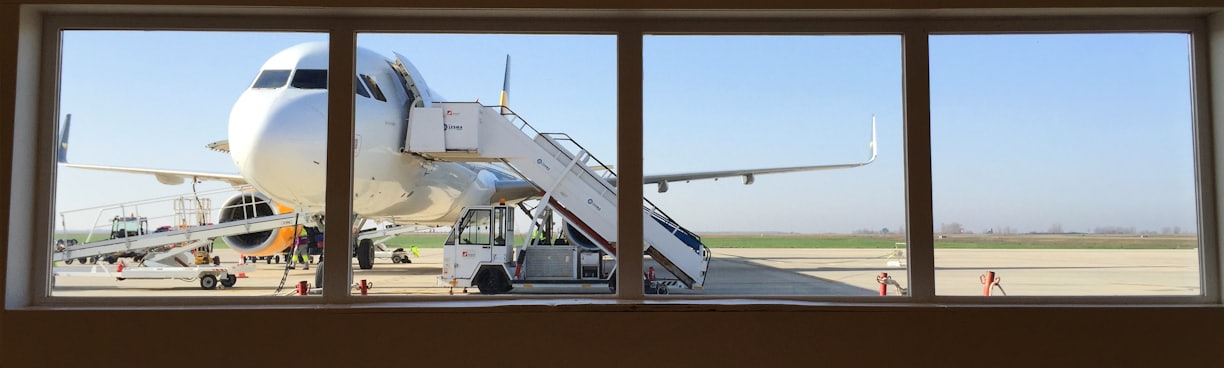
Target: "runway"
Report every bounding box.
[50,248,1201,298]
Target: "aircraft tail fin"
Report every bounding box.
[58,114,71,163]
[499,54,511,113]
[868,114,877,163]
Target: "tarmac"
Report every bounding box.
[49,247,1201,298]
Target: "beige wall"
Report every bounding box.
[3,2,1224,367]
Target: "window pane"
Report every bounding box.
[53,31,328,297]
[930,33,1200,296]
[644,35,906,297]
[351,33,616,296]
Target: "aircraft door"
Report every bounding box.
[390,52,433,108]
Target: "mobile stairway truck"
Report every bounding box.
[421,102,711,294]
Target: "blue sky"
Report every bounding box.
[54,31,1196,234]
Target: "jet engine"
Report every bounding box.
[217,192,299,256]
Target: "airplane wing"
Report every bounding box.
[640,161,874,193]
[57,115,247,186]
[634,116,878,193]
[59,162,247,186]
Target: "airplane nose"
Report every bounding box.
[228,90,328,208]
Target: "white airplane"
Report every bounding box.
[58,41,877,269]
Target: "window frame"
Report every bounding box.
[9,8,1216,309]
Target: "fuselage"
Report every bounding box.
[227,42,510,225]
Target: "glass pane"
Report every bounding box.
[350,33,617,296]
[644,35,906,297]
[53,31,328,297]
[930,33,1200,296]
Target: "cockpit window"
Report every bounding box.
[361,74,387,102]
[355,75,370,98]
[291,69,328,89]
[251,69,290,89]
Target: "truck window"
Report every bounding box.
[458,209,491,245]
[492,207,510,245]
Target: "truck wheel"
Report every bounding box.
[104,256,117,264]
[274,255,280,263]
[391,255,403,264]
[220,275,237,288]
[475,269,497,294]
[357,239,374,270]
[65,258,74,265]
[475,267,511,294]
[199,274,218,290]
[497,271,513,293]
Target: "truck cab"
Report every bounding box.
[440,204,516,294]
[100,215,149,264]
[110,215,148,239]
[439,202,619,294]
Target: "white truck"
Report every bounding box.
[438,203,674,294]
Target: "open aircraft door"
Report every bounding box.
[390,52,434,108]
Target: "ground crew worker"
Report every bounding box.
[293,226,309,270]
[410,245,420,258]
[531,228,546,245]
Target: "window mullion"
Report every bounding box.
[903,27,935,301]
[323,27,356,303]
[617,26,645,300]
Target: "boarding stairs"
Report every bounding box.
[405,102,711,288]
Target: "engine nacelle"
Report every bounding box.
[218,192,299,256]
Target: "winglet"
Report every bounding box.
[57,114,71,163]
[867,114,878,163]
[499,54,511,113]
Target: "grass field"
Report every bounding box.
[697,233,1198,249]
[53,232,1199,250]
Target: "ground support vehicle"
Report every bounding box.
[54,263,254,290]
[92,215,151,264]
[438,204,685,294]
[54,239,255,289]
[423,102,710,294]
[53,212,312,289]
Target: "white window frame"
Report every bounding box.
[6,6,1217,309]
